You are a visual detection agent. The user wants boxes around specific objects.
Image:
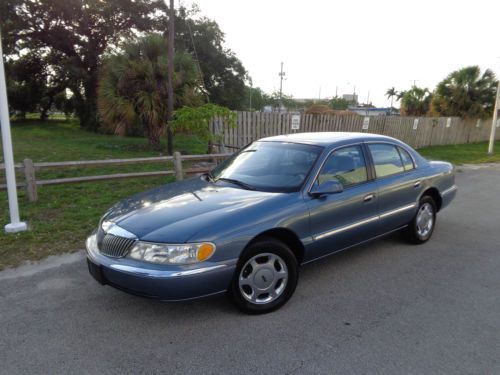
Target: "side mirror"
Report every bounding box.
[309,179,344,198]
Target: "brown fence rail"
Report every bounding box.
[0,152,232,202]
[210,112,500,150]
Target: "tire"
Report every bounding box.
[404,195,437,244]
[229,237,299,314]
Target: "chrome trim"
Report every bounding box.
[313,215,379,240]
[106,224,138,240]
[109,264,229,278]
[441,185,457,196]
[312,203,417,241]
[363,140,418,167]
[379,203,416,219]
[302,225,408,265]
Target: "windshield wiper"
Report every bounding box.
[215,177,256,190]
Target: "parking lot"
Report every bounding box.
[1,164,499,375]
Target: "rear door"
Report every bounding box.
[366,143,422,231]
[305,144,380,261]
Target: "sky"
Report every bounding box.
[186,0,500,107]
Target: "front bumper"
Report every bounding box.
[86,236,237,301]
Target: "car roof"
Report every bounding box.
[259,132,400,147]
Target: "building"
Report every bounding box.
[348,106,399,117]
[342,94,358,105]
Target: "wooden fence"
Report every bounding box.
[210,112,500,150]
[0,152,231,202]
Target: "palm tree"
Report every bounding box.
[385,87,398,109]
[97,34,201,149]
[430,66,497,118]
[400,86,432,116]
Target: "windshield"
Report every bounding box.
[211,141,323,192]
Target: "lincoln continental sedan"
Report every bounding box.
[86,132,456,313]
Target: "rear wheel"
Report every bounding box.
[405,196,437,244]
[229,237,298,314]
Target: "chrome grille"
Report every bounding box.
[99,234,136,258]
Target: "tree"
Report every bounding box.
[173,5,248,109]
[329,97,350,110]
[3,0,166,130]
[400,86,432,116]
[97,35,201,149]
[430,66,497,118]
[5,53,46,118]
[385,87,398,108]
[243,86,269,111]
[170,103,236,143]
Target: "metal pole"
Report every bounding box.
[487,81,499,155]
[166,0,175,155]
[278,62,285,111]
[0,29,27,233]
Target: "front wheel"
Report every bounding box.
[404,196,437,244]
[229,237,298,314]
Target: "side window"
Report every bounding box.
[398,147,415,171]
[368,143,405,178]
[318,145,368,187]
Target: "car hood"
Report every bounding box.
[103,177,282,243]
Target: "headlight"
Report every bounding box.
[86,233,98,253]
[128,242,216,265]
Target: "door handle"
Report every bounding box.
[414,181,421,188]
[363,193,375,202]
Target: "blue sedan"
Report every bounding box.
[86,132,456,313]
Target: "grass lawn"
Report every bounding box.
[0,119,499,270]
[418,141,500,165]
[0,119,206,270]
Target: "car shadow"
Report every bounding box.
[88,231,407,320]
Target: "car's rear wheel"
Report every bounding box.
[229,237,298,314]
[405,195,437,244]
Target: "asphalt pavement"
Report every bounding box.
[1,164,499,375]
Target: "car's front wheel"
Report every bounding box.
[229,237,298,314]
[405,195,437,244]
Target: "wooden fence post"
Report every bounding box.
[23,158,37,202]
[173,152,183,181]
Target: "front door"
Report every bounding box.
[305,144,380,261]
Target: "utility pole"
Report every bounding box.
[0,28,27,233]
[487,80,500,155]
[278,62,285,111]
[166,0,175,155]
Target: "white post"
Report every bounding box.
[487,81,500,155]
[0,29,27,233]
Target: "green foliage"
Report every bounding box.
[3,0,166,130]
[385,87,398,108]
[329,97,350,110]
[174,5,248,110]
[243,86,270,111]
[400,86,432,116]
[97,34,201,148]
[430,66,497,119]
[5,52,55,118]
[170,104,236,142]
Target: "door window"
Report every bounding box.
[398,147,415,171]
[368,144,405,178]
[317,145,368,187]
